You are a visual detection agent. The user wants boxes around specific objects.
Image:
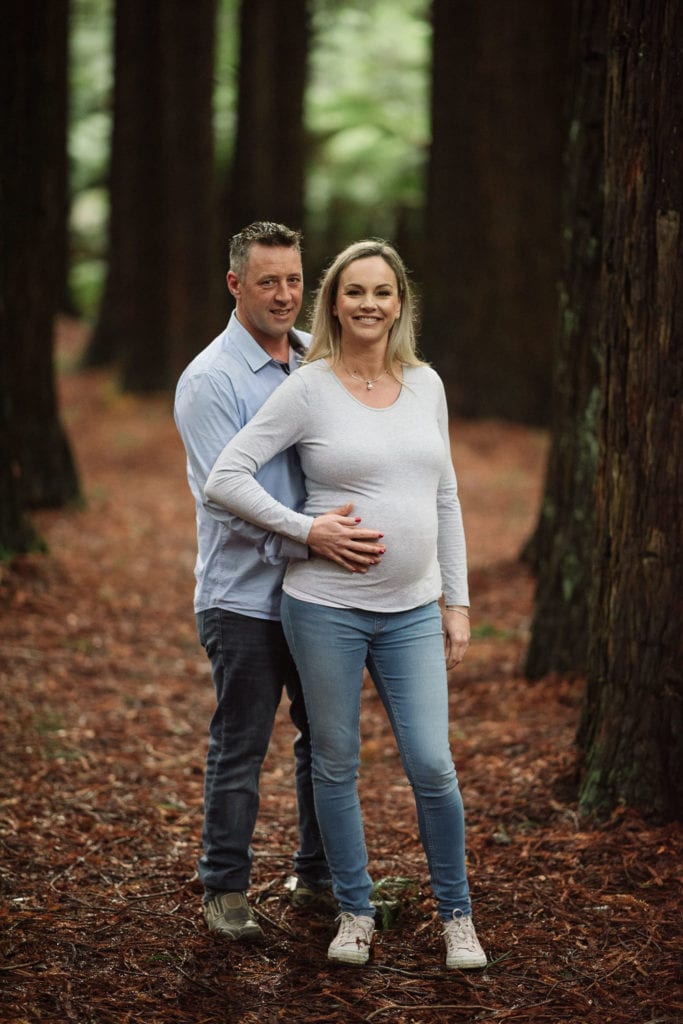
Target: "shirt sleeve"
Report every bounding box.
[204,372,315,545]
[434,375,470,607]
[175,370,308,563]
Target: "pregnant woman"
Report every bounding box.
[204,239,487,971]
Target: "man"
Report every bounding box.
[174,222,383,941]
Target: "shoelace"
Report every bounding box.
[445,916,477,950]
[336,913,372,946]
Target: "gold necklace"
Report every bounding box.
[340,361,387,390]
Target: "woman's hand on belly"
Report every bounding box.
[307,502,386,573]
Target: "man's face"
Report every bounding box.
[227,244,303,347]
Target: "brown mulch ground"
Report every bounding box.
[1,320,681,1024]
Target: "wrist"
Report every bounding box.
[444,606,470,619]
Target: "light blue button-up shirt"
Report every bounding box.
[174,312,310,620]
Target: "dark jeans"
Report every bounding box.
[196,607,328,896]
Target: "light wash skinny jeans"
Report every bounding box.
[281,595,473,920]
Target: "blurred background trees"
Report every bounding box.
[423,0,568,424]
[1,0,680,819]
[67,0,570,418]
[1,0,81,537]
[85,0,217,390]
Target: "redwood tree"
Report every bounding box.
[577,0,682,820]
[423,0,569,424]
[227,0,310,236]
[524,0,607,678]
[0,0,80,534]
[88,0,217,391]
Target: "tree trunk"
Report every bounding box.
[157,0,218,384]
[524,0,607,679]
[577,0,683,821]
[0,346,41,557]
[423,0,569,425]
[87,0,217,391]
[227,0,310,233]
[84,0,163,372]
[0,0,80,519]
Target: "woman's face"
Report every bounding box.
[332,256,401,348]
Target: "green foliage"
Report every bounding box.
[214,0,239,171]
[470,622,514,640]
[305,0,431,239]
[68,0,114,316]
[65,0,431,313]
[370,875,419,930]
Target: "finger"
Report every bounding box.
[327,502,354,517]
[348,528,385,540]
[327,550,368,573]
[342,547,384,565]
[348,537,386,550]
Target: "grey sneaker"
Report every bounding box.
[203,892,264,942]
[443,911,487,969]
[285,874,337,913]
[328,912,375,965]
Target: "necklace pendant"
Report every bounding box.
[366,381,374,390]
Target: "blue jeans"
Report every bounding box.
[196,608,328,897]
[281,596,472,920]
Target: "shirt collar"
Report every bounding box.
[226,311,304,372]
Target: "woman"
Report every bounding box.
[204,240,486,970]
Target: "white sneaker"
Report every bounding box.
[443,911,487,969]
[328,912,375,965]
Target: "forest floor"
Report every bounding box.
[1,319,681,1024]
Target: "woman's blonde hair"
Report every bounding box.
[304,239,425,372]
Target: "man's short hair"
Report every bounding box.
[229,221,302,278]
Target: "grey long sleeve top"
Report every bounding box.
[204,360,469,613]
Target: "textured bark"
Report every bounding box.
[0,344,40,557]
[88,0,217,391]
[157,0,219,383]
[85,0,164,373]
[0,0,80,519]
[227,0,310,233]
[524,0,607,679]
[577,0,682,820]
[423,0,569,425]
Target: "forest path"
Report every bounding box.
[1,319,680,1023]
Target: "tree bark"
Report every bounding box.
[227,0,310,234]
[158,0,218,385]
[524,0,607,679]
[423,0,569,425]
[84,0,163,372]
[0,345,41,557]
[0,0,80,521]
[577,0,683,820]
[87,0,217,391]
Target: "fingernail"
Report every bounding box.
[378,533,384,538]
[355,517,362,523]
